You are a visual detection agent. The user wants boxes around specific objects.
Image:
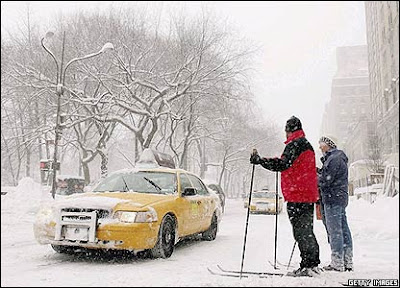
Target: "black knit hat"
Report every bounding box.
[285,116,302,132]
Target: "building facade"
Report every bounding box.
[365,1,399,167]
[320,45,371,165]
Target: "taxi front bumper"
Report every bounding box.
[34,221,160,250]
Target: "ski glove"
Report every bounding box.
[250,153,263,165]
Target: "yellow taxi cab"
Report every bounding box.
[245,188,283,214]
[33,149,222,258]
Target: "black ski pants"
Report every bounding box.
[287,202,320,268]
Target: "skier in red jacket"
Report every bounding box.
[250,116,321,277]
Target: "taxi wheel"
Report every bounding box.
[201,213,218,241]
[151,215,175,258]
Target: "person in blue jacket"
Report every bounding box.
[318,135,353,272]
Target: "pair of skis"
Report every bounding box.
[209,264,351,285]
[207,264,284,278]
[268,260,295,270]
[207,259,294,278]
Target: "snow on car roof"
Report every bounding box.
[136,148,176,169]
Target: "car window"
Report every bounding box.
[92,171,177,195]
[187,174,209,196]
[179,173,194,195]
[208,184,223,195]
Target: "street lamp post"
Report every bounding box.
[41,31,114,199]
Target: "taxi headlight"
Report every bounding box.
[114,210,158,223]
[36,206,54,222]
[135,210,158,223]
[114,211,137,223]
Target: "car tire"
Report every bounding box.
[201,213,218,241]
[51,244,75,254]
[150,215,175,259]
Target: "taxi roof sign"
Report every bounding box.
[137,148,175,169]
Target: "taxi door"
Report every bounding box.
[177,172,201,236]
[186,174,215,231]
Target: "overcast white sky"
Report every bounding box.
[1,1,367,149]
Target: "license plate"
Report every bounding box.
[63,226,89,241]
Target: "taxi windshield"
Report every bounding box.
[92,171,177,195]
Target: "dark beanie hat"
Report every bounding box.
[285,116,302,132]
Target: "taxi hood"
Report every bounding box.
[54,192,174,211]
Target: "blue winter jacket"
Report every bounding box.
[318,148,349,206]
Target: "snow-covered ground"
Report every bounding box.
[1,178,399,287]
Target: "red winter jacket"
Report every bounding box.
[260,130,319,203]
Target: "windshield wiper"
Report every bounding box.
[143,177,162,192]
[121,176,130,192]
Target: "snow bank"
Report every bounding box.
[1,177,51,216]
[348,195,399,241]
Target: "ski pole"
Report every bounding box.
[240,157,256,279]
[273,171,279,270]
[287,241,297,270]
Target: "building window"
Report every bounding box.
[385,134,392,154]
[384,89,390,111]
[392,78,398,103]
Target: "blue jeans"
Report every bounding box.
[320,201,330,243]
[323,203,353,269]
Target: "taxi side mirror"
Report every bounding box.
[182,187,196,196]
